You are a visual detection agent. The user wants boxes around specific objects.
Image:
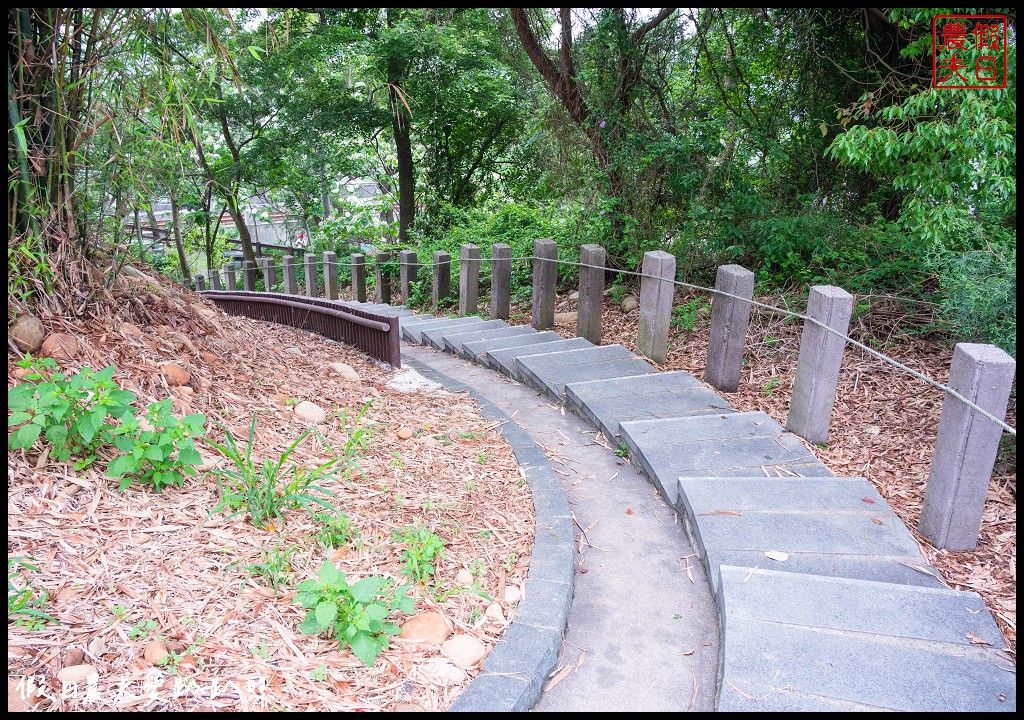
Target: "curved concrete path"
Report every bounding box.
[350,303,1015,712]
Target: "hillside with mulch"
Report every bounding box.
[8,270,533,711]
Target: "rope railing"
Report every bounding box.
[195,250,1015,436]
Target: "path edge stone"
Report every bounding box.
[402,357,574,713]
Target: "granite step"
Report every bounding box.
[619,412,831,505]
[441,326,538,356]
[401,316,486,344]
[564,371,735,441]
[716,566,1016,712]
[487,337,594,377]
[422,319,508,351]
[675,475,946,593]
[463,331,564,364]
[514,345,659,401]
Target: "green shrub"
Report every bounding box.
[295,560,413,666]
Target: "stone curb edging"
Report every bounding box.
[402,356,575,713]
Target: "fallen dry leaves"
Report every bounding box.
[7,271,534,711]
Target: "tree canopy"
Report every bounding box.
[7,7,1016,354]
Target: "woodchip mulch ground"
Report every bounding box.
[510,288,1015,660]
[8,272,533,711]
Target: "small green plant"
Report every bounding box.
[106,399,206,491]
[502,553,518,572]
[476,451,494,465]
[236,541,297,594]
[763,377,781,396]
[8,357,206,490]
[8,359,135,464]
[615,442,630,458]
[128,618,158,640]
[251,642,271,659]
[315,512,361,549]
[609,284,627,304]
[336,402,375,476]
[207,416,340,531]
[465,479,478,491]
[8,557,57,630]
[670,299,710,331]
[111,603,129,619]
[309,664,329,682]
[394,526,446,586]
[295,560,414,666]
[469,558,486,580]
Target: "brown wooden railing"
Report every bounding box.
[199,291,400,367]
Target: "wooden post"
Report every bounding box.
[786,286,854,444]
[282,255,298,295]
[459,244,480,316]
[637,251,676,364]
[304,253,318,297]
[432,251,451,311]
[262,257,276,292]
[490,243,512,321]
[323,251,339,300]
[224,264,237,291]
[531,238,557,330]
[400,249,418,304]
[705,264,755,393]
[919,344,1015,550]
[351,253,367,302]
[577,244,605,344]
[376,252,392,304]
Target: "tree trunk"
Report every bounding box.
[169,189,191,282]
[386,9,415,245]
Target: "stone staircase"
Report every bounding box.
[342,301,1016,712]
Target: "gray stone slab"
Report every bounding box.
[464,331,561,364]
[676,477,933,586]
[401,316,484,344]
[397,313,433,328]
[481,622,562,708]
[441,325,536,357]
[622,428,829,505]
[620,411,785,445]
[510,344,644,393]
[565,372,734,440]
[705,547,946,591]
[565,370,705,399]
[517,356,658,401]
[421,319,506,351]
[487,337,593,377]
[718,566,1015,712]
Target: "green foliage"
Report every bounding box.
[206,416,341,531]
[615,442,630,458]
[315,512,361,550]
[8,358,135,464]
[295,560,414,667]
[8,557,57,630]
[671,299,710,331]
[8,358,206,491]
[934,243,1016,358]
[105,400,206,491]
[128,618,159,640]
[393,526,446,586]
[236,540,297,595]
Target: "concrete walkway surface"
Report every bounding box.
[349,303,1017,712]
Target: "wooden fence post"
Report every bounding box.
[919,344,1015,550]
[532,238,557,330]
[351,253,366,302]
[786,286,854,444]
[432,251,451,311]
[459,244,480,316]
[705,264,754,392]
[577,244,605,344]
[637,250,675,363]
